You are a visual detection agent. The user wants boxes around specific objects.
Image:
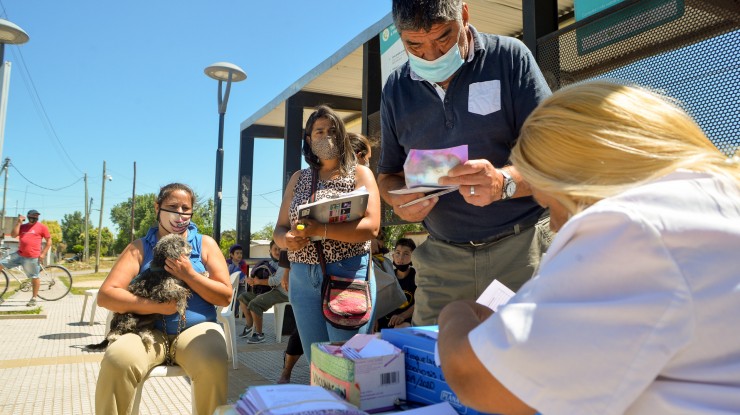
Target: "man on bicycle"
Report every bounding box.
[1,209,52,306]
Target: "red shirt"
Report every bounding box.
[18,222,50,258]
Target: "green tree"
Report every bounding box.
[42,220,63,262]
[192,196,213,237]
[89,227,115,256]
[110,193,157,254]
[251,222,275,241]
[384,223,425,249]
[219,229,237,257]
[43,220,62,245]
[60,211,87,253]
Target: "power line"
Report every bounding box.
[9,163,83,191]
[0,3,84,176]
[11,48,84,175]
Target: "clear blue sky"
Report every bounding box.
[0,1,390,236]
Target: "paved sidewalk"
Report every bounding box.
[0,290,308,414]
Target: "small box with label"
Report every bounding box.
[310,340,406,413]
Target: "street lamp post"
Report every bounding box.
[0,19,29,161]
[204,62,246,244]
[0,19,28,235]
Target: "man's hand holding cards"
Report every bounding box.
[389,145,469,208]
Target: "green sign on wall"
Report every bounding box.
[577,0,685,55]
[575,0,627,21]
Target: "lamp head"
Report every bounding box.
[0,19,29,45]
[204,62,247,82]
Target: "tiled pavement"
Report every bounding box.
[0,290,308,415]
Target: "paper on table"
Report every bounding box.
[357,337,397,358]
[246,385,353,413]
[476,279,515,312]
[342,333,377,350]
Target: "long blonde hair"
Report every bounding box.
[511,80,740,214]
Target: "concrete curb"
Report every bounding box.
[0,313,47,319]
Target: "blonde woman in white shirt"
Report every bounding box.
[438,81,740,415]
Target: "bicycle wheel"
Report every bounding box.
[0,269,8,299]
[36,265,73,301]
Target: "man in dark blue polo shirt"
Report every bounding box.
[378,0,553,325]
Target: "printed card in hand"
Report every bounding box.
[389,145,469,196]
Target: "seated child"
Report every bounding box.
[376,238,417,330]
[226,244,248,314]
[238,241,288,343]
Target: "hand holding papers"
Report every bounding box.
[389,145,469,207]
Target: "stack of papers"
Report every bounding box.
[235,385,368,415]
[315,334,400,360]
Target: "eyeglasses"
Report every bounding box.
[159,208,193,218]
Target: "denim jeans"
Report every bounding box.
[1,252,40,278]
[289,253,376,363]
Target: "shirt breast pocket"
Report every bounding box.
[468,80,501,116]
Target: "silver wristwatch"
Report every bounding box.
[498,168,516,200]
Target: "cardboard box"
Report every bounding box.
[310,342,406,413]
[381,326,498,415]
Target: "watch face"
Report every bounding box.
[505,182,516,197]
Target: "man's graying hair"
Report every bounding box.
[392,0,463,33]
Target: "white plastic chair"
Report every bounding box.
[128,272,239,414]
[216,272,240,370]
[273,302,291,343]
[80,288,100,325]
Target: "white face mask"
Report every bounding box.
[406,33,465,83]
[159,209,191,234]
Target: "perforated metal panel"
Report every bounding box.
[537,0,740,156]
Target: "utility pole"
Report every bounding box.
[0,158,8,239]
[95,161,108,273]
[83,173,89,262]
[130,161,136,243]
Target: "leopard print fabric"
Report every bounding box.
[288,167,370,264]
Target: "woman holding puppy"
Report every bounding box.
[273,105,381,362]
[96,182,232,415]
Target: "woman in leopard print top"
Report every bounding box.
[274,105,381,362]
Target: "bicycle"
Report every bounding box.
[0,247,73,301]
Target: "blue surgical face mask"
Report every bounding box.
[407,40,465,83]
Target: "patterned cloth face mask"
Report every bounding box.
[159,208,191,234]
[311,135,341,160]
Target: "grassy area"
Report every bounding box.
[0,306,42,315]
[62,257,117,272]
[70,272,110,295]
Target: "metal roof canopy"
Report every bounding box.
[235,1,574,256]
[234,0,736,255]
[240,1,579,136]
